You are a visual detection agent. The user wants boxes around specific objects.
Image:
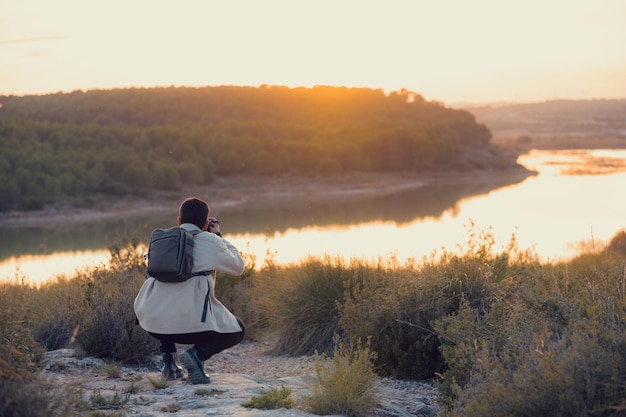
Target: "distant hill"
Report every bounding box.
[463,99,626,148]
[0,85,522,211]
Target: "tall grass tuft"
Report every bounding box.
[304,338,379,417]
[256,255,359,355]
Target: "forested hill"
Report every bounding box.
[0,85,517,211]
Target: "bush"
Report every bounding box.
[341,227,522,379]
[340,256,446,379]
[30,275,89,351]
[256,255,355,355]
[434,249,626,416]
[0,283,44,416]
[73,242,160,361]
[0,283,79,417]
[3,226,626,416]
[241,385,293,410]
[304,338,379,417]
[446,324,626,417]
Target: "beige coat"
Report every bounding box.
[134,223,245,335]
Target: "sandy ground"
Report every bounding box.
[43,340,439,417]
[1,170,532,228]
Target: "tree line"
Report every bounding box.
[0,85,504,211]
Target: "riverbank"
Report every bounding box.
[1,168,534,228]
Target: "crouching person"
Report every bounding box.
[134,197,245,384]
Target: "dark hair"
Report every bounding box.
[179,197,209,229]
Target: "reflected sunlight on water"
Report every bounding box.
[521,149,626,176]
[0,251,110,284]
[227,211,469,269]
[226,149,626,268]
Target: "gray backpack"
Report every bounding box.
[146,227,209,282]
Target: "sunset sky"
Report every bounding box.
[2,0,626,104]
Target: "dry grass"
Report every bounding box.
[2,228,626,416]
[304,339,379,417]
[241,385,293,410]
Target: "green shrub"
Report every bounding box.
[72,239,160,361]
[433,294,546,412]
[304,339,379,417]
[341,227,525,379]
[74,265,159,361]
[340,256,445,379]
[257,255,355,355]
[102,362,122,378]
[241,385,293,410]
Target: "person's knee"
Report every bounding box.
[237,317,246,333]
[226,319,245,347]
[236,330,245,344]
[234,318,246,343]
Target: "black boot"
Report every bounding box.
[161,353,183,380]
[179,347,211,384]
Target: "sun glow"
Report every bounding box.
[2,1,626,103]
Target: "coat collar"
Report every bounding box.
[180,223,202,233]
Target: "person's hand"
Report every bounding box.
[208,217,221,236]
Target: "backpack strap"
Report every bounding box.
[188,229,212,277]
[191,271,212,277]
[201,279,211,322]
[191,269,213,323]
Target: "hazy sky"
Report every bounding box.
[2,0,626,104]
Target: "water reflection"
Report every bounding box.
[222,171,530,233]
[2,149,626,284]
[0,171,530,260]
[1,251,109,283]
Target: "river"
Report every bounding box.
[2,149,625,284]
